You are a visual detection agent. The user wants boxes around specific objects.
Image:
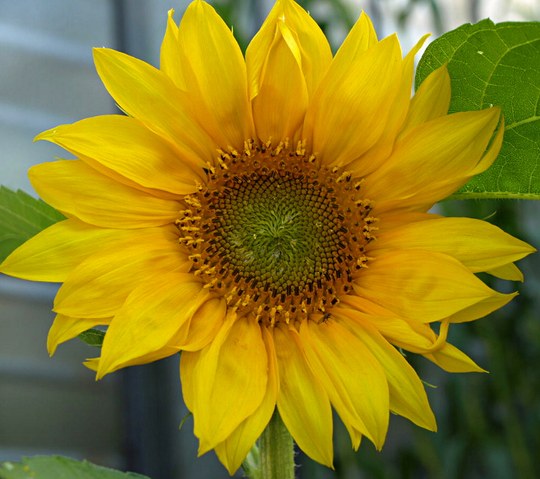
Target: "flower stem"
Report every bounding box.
[259,409,295,479]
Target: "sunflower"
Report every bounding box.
[0,0,534,473]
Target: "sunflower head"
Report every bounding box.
[0,0,534,474]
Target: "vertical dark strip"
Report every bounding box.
[112,0,128,53]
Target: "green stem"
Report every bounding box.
[259,409,295,479]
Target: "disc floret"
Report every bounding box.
[178,140,377,325]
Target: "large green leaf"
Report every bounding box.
[0,187,64,262]
[416,20,540,200]
[0,456,150,479]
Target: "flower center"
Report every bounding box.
[178,140,377,325]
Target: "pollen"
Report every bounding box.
[177,140,377,325]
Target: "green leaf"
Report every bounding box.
[0,186,65,262]
[78,328,105,348]
[416,20,540,200]
[0,456,150,479]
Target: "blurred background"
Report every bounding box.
[0,0,539,478]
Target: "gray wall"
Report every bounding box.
[0,0,123,467]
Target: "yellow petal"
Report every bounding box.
[180,348,200,413]
[400,64,451,135]
[365,107,502,212]
[339,296,447,354]
[273,325,333,467]
[426,342,486,373]
[486,263,524,282]
[340,292,401,317]
[160,9,186,89]
[29,160,181,228]
[36,115,202,195]
[373,217,535,274]
[0,219,131,282]
[470,115,505,176]
[281,0,333,96]
[333,11,378,60]
[300,319,389,450]
[447,291,517,323]
[349,34,429,172]
[47,314,111,356]
[93,47,217,164]
[183,314,238,422]
[97,273,207,378]
[249,19,309,141]
[336,313,436,431]
[214,327,279,475]
[177,0,253,148]
[91,346,182,376]
[304,35,403,171]
[375,212,438,241]
[54,227,188,318]
[248,0,331,99]
[83,358,99,372]
[353,251,515,323]
[376,317,443,354]
[178,297,227,352]
[191,316,268,454]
